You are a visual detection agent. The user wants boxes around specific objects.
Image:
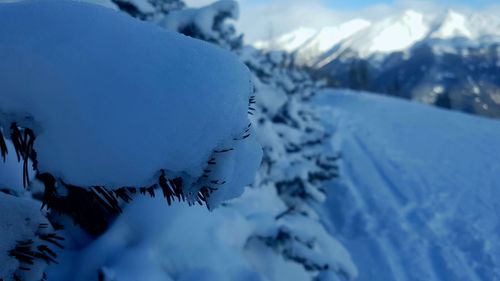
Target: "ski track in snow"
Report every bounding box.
[314,90,500,281]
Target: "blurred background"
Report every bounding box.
[187,0,500,118]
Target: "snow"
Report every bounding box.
[0,193,52,280]
[160,0,239,41]
[239,46,358,280]
[47,181,357,281]
[47,44,356,281]
[0,0,260,203]
[365,10,428,54]
[295,20,371,66]
[116,0,155,13]
[278,215,358,279]
[0,139,27,192]
[80,0,118,10]
[1,1,357,280]
[199,131,262,207]
[6,1,499,280]
[254,9,431,63]
[314,89,500,281]
[314,20,371,53]
[253,20,370,66]
[317,9,430,62]
[244,237,312,281]
[253,27,317,52]
[430,10,473,39]
[48,196,257,281]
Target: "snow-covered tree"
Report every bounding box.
[240,47,356,280]
[242,49,339,212]
[159,0,242,49]
[0,1,260,280]
[136,1,356,280]
[110,0,184,20]
[110,0,242,49]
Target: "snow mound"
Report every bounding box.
[47,184,357,281]
[0,0,260,200]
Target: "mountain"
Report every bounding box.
[254,19,370,65]
[255,9,500,118]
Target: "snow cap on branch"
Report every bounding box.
[0,0,260,205]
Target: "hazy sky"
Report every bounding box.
[185,0,500,42]
[324,0,497,9]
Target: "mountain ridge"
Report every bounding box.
[254,9,500,118]
[255,9,500,66]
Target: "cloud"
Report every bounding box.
[238,0,343,42]
[183,0,214,6]
[183,0,342,42]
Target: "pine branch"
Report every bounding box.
[37,173,56,210]
[0,128,8,162]
[233,123,252,141]
[9,123,37,188]
[213,148,234,153]
[38,173,187,235]
[5,122,225,235]
[37,233,64,249]
[248,95,256,115]
[8,226,64,275]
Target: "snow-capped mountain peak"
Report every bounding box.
[292,19,370,65]
[254,8,500,66]
[315,19,371,52]
[313,9,428,67]
[253,27,317,52]
[361,9,428,54]
[430,10,472,39]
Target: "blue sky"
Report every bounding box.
[328,0,394,9]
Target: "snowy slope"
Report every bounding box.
[314,90,500,281]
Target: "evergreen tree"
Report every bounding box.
[241,48,347,278]
[145,2,353,279]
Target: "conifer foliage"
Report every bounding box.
[241,47,350,279]
[0,1,260,280]
[133,1,354,279]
